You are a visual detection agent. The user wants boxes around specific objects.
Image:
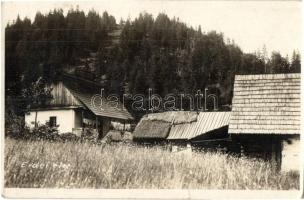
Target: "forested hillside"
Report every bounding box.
[5,8,301,113]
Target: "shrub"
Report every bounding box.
[60,132,81,142]
[28,122,60,141]
[81,128,99,142]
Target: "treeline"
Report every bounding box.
[5,8,116,96]
[5,9,301,110]
[98,12,301,106]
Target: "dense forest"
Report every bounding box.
[5,8,301,114]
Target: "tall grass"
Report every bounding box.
[4,138,299,189]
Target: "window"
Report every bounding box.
[49,116,57,127]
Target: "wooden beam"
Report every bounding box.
[95,116,98,132]
[191,138,231,143]
[81,110,84,131]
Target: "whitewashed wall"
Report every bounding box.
[281,137,300,172]
[25,109,80,134]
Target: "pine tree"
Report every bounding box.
[291,50,301,73]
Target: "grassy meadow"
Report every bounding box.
[4,138,299,189]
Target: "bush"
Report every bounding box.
[59,132,81,142]
[28,122,60,141]
[81,128,99,142]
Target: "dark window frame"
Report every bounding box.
[49,116,57,127]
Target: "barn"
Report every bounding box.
[133,111,231,149]
[228,73,301,171]
[25,81,134,139]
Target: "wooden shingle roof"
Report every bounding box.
[67,85,134,121]
[229,73,301,135]
[167,112,231,140]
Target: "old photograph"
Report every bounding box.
[2,0,302,198]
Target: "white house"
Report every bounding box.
[25,81,133,138]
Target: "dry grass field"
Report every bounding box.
[4,138,299,189]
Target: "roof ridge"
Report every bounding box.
[235,73,301,81]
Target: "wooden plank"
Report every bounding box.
[233,89,300,96]
[228,128,299,134]
[232,98,300,104]
[231,111,300,116]
[234,82,300,88]
[235,74,300,81]
[229,119,300,126]
[233,93,300,99]
[229,124,299,130]
[234,86,300,92]
[230,115,300,121]
[235,73,300,80]
[232,106,300,112]
[232,102,300,108]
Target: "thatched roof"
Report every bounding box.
[229,73,300,135]
[133,111,197,139]
[133,120,171,139]
[141,111,198,125]
[167,112,231,140]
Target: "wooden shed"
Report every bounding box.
[133,111,231,148]
[228,73,301,171]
